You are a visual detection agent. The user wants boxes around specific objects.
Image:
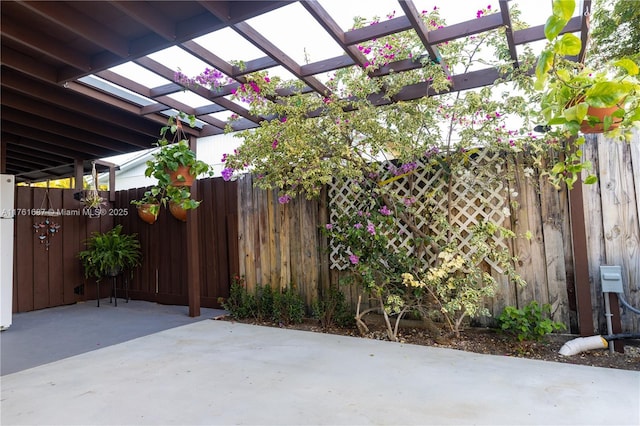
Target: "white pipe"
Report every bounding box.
[558,335,608,356]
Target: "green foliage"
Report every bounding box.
[132,112,213,215]
[589,0,640,68]
[78,225,142,281]
[312,287,355,328]
[497,301,566,342]
[220,277,305,325]
[535,0,640,189]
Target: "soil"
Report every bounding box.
[221,316,640,372]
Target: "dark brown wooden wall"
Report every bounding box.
[114,177,238,308]
[13,187,114,312]
[13,177,238,313]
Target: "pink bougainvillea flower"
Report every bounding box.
[354,223,363,229]
[278,195,291,204]
[325,223,333,230]
[379,205,392,216]
[366,223,376,235]
[349,254,359,265]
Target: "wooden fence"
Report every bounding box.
[13,177,238,312]
[235,174,329,308]
[13,187,114,311]
[237,133,639,334]
[12,133,639,334]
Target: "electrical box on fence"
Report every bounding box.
[600,265,624,294]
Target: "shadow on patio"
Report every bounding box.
[0,300,225,376]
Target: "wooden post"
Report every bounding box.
[74,159,84,190]
[568,174,595,336]
[0,137,6,173]
[186,134,201,317]
[568,136,623,352]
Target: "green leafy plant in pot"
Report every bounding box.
[78,225,142,281]
[535,0,640,189]
[130,191,161,224]
[131,112,213,222]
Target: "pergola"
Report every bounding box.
[1,0,591,182]
[2,0,608,337]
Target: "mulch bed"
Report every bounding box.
[220,316,640,371]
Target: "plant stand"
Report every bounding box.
[109,274,130,306]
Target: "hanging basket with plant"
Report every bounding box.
[131,112,213,223]
[533,0,640,189]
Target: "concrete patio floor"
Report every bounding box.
[1,301,639,425]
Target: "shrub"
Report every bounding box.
[312,287,354,328]
[221,276,256,320]
[497,301,566,341]
[273,286,305,325]
[220,277,304,325]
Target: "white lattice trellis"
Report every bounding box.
[328,150,510,271]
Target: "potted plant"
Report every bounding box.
[536,0,640,136]
[132,113,212,222]
[145,113,212,187]
[130,191,161,224]
[535,0,640,188]
[78,225,142,280]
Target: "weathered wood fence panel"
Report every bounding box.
[238,133,639,334]
[587,132,640,334]
[237,174,324,308]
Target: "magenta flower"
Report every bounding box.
[366,223,376,235]
[403,197,416,207]
[354,223,363,229]
[221,168,233,181]
[272,139,278,149]
[278,195,291,204]
[325,223,333,230]
[349,254,359,265]
[379,205,392,216]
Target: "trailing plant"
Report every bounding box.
[534,0,640,189]
[497,301,566,342]
[131,112,213,216]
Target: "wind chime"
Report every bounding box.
[33,189,61,250]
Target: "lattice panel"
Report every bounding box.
[328,150,510,271]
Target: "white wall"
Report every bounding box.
[98,132,245,191]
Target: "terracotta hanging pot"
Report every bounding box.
[580,104,623,134]
[169,201,187,222]
[137,203,159,224]
[168,165,194,187]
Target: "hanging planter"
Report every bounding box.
[168,164,195,187]
[580,104,623,134]
[131,113,211,221]
[81,161,106,217]
[169,201,187,222]
[136,203,160,224]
